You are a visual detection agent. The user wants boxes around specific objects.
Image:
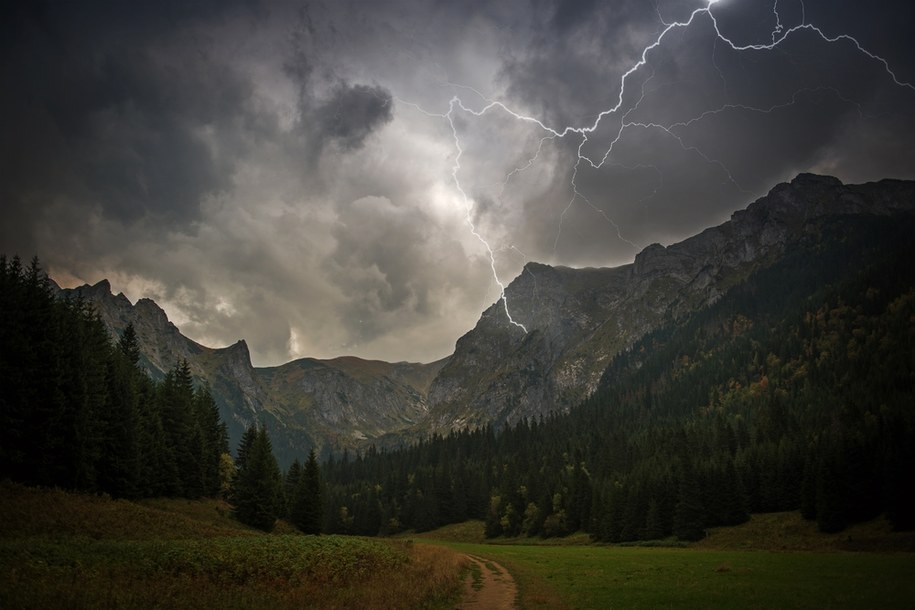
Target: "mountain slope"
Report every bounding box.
[425,174,915,430]
[318,208,915,538]
[56,283,445,464]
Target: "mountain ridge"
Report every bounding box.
[57,279,446,463]
[424,173,915,430]
[58,173,915,463]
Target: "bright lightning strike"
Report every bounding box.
[402,0,914,332]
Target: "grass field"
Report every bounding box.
[432,542,915,609]
[5,481,915,609]
[417,517,915,609]
[0,481,465,609]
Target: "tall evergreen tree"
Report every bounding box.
[284,459,303,519]
[194,385,228,497]
[232,426,282,531]
[291,449,323,534]
[673,465,706,541]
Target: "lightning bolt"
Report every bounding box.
[400,0,914,332]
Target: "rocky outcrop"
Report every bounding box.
[259,357,447,443]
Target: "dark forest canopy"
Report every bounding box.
[0,255,228,499]
[320,214,915,539]
[0,255,325,533]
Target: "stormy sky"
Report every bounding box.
[3,0,914,366]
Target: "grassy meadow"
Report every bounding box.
[0,481,465,609]
[4,480,915,609]
[432,542,915,609]
[416,517,915,609]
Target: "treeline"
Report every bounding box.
[0,256,228,499]
[321,214,915,540]
[0,256,326,536]
[229,424,324,533]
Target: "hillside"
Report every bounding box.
[319,209,915,539]
[425,174,915,429]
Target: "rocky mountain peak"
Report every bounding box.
[221,339,252,367]
[91,278,111,292]
[632,243,671,277]
[790,172,843,187]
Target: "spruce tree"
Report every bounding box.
[291,449,323,534]
[673,465,706,541]
[284,459,303,519]
[232,426,282,531]
[194,385,228,497]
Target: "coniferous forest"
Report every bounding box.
[319,214,915,540]
[3,213,914,543]
[0,256,229,499]
[0,255,325,533]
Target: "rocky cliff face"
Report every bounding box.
[57,283,446,463]
[259,357,446,444]
[60,174,915,457]
[424,174,915,429]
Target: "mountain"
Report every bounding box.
[56,282,446,464]
[319,203,915,538]
[425,174,915,430]
[60,174,915,463]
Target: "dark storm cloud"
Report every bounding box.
[550,0,600,32]
[313,84,394,152]
[486,0,915,264]
[3,0,914,365]
[499,0,663,126]
[0,0,263,255]
[281,4,394,160]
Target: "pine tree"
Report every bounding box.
[98,336,142,498]
[285,459,303,519]
[294,449,324,534]
[232,426,283,531]
[644,498,665,540]
[673,464,706,541]
[194,385,228,497]
[118,323,141,366]
[235,425,258,474]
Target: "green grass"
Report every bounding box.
[434,542,915,609]
[416,513,915,609]
[469,560,484,591]
[0,480,257,540]
[6,481,913,609]
[407,519,488,543]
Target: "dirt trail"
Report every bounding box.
[458,554,518,609]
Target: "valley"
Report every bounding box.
[4,172,914,608]
[2,482,913,609]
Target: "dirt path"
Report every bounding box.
[458,554,518,609]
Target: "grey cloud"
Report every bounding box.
[313,84,394,152]
[490,0,915,264]
[3,0,914,367]
[549,0,600,32]
[0,0,262,253]
[282,6,395,160]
